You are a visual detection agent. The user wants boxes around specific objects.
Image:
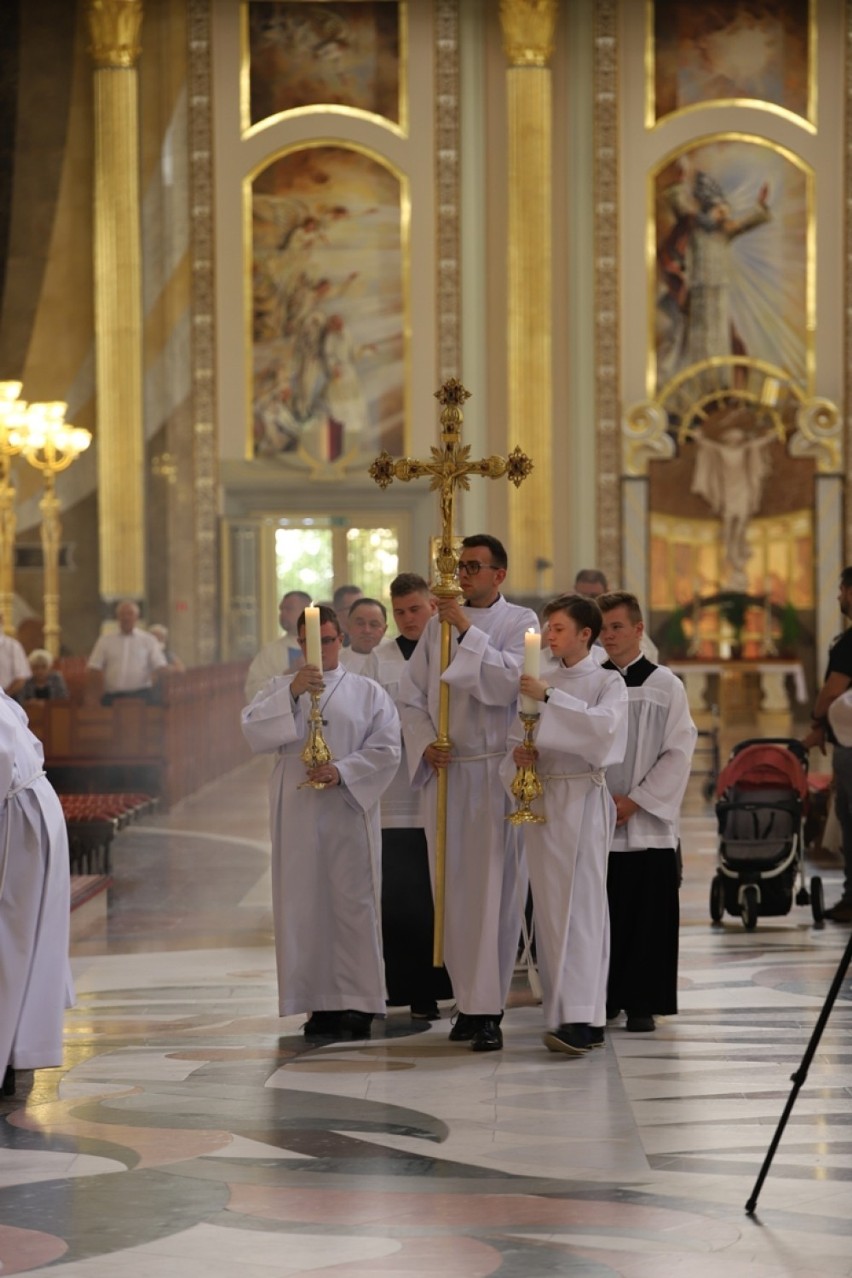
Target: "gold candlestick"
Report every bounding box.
[298,689,333,789]
[507,713,546,825]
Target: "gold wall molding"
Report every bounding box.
[188,0,218,664]
[499,0,557,67]
[87,0,142,69]
[593,0,620,583]
[435,0,461,384]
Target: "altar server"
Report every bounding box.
[399,535,539,1053]
[502,593,627,1056]
[0,691,73,1094]
[242,606,400,1039]
[598,591,696,1032]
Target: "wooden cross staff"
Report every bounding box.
[369,378,534,965]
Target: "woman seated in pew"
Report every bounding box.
[17,649,69,703]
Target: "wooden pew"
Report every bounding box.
[25,661,251,809]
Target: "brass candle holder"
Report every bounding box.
[298,688,333,788]
[507,712,546,825]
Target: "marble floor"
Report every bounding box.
[1,741,851,1277]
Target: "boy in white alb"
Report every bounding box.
[502,593,627,1056]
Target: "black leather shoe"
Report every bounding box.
[303,1011,342,1037]
[470,1017,503,1052]
[625,1013,655,1033]
[340,1010,374,1037]
[449,1011,478,1041]
[543,1023,590,1055]
[588,1026,605,1048]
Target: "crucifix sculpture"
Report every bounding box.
[370,378,534,965]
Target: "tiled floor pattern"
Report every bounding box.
[1,748,850,1277]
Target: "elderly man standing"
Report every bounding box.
[242,605,400,1039]
[245,590,311,703]
[340,597,388,674]
[86,601,166,705]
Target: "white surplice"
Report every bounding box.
[241,665,400,1016]
[399,597,540,1014]
[605,663,696,851]
[500,653,627,1029]
[0,694,73,1075]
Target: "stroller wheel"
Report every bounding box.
[740,884,759,931]
[810,875,825,925]
[710,874,725,924]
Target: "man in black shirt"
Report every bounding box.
[803,566,852,922]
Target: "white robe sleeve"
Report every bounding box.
[535,680,628,768]
[398,641,439,790]
[240,676,306,754]
[335,686,401,814]
[626,679,696,821]
[440,618,533,707]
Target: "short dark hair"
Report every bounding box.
[574,568,608,591]
[841,567,852,590]
[390,572,431,598]
[542,592,602,645]
[333,584,362,608]
[461,534,507,571]
[297,604,341,636]
[598,590,643,625]
[348,596,387,621]
[282,590,311,604]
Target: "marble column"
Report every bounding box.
[87,0,145,609]
[500,0,556,594]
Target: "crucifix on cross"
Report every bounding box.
[369,378,534,965]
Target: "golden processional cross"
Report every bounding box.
[370,378,534,965]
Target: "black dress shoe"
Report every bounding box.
[411,1001,441,1020]
[2,1066,15,1096]
[625,1012,655,1033]
[448,1011,478,1041]
[340,1010,374,1037]
[470,1016,503,1052]
[303,1011,343,1037]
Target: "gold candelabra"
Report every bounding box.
[0,382,29,634]
[9,402,91,658]
[507,712,546,825]
[298,688,334,789]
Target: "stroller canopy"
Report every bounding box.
[715,743,809,802]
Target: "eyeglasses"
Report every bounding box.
[457,561,499,576]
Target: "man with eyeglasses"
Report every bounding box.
[399,535,540,1052]
[242,605,401,1041]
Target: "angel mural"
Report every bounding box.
[251,147,404,467]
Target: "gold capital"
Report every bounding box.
[87,0,143,69]
[499,0,557,67]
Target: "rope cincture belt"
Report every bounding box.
[541,768,606,786]
[0,770,47,903]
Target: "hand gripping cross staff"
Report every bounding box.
[369,378,534,965]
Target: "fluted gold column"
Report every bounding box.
[500,0,556,594]
[88,0,145,605]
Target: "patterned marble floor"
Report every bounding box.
[1,747,850,1277]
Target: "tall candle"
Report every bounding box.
[304,605,322,669]
[521,627,540,715]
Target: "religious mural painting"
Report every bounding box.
[654,137,811,395]
[246,0,402,128]
[651,0,812,127]
[647,130,814,651]
[251,144,405,470]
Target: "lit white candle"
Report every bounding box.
[304,605,322,669]
[522,627,540,715]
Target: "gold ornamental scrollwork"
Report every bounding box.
[789,397,842,473]
[87,0,143,69]
[499,0,557,67]
[622,401,674,477]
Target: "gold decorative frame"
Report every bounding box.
[435,0,461,384]
[240,1,409,140]
[645,0,817,134]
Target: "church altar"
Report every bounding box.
[668,659,808,719]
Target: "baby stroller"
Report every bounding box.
[710,737,824,931]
